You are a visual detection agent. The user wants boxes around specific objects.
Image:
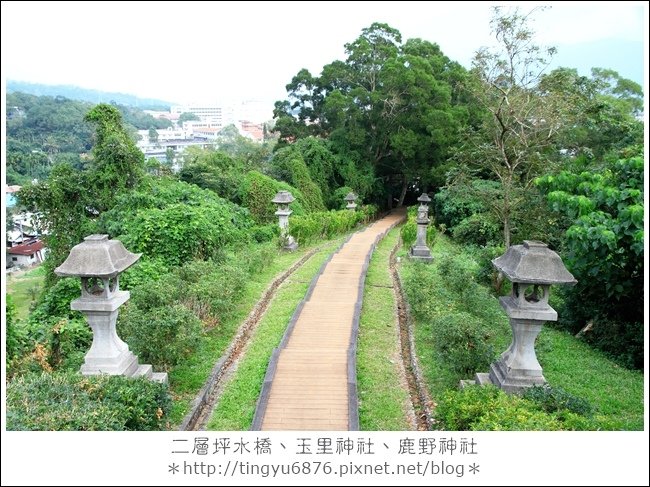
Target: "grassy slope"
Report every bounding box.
[206,239,344,430]
[401,233,644,430]
[6,266,46,320]
[357,227,412,430]
[168,238,345,425]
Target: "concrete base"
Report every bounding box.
[487,358,546,394]
[409,245,433,263]
[283,237,298,252]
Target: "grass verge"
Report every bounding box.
[399,233,644,430]
[357,227,412,430]
[206,239,343,430]
[6,266,46,320]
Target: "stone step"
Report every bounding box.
[152,372,168,384]
[131,364,153,379]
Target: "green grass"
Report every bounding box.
[206,239,344,430]
[167,237,346,426]
[400,233,644,430]
[6,266,46,320]
[357,227,412,430]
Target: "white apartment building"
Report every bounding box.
[171,104,234,126]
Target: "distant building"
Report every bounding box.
[238,120,264,142]
[6,240,46,268]
[171,104,234,126]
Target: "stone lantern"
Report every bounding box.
[344,192,358,211]
[408,193,433,263]
[272,190,298,251]
[475,240,576,393]
[55,235,167,383]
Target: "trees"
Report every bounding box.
[178,111,200,126]
[459,7,572,248]
[19,104,145,286]
[148,127,159,144]
[273,23,468,207]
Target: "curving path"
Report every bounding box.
[252,209,406,430]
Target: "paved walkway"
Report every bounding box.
[252,209,406,430]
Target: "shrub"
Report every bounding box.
[452,213,501,246]
[330,186,355,210]
[435,385,563,431]
[118,304,202,370]
[432,312,495,376]
[288,209,366,245]
[120,257,169,291]
[239,171,306,223]
[6,295,21,365]
[49,318,93,371]
[6,371,171,430]
[523,385,594,418]
[120,202,253,267]
[436,253,478,299]
[251,224,279,243]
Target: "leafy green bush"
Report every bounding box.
[270,145,326,212]
[536,154,644,368]
[433,180,498,228]
[523,385,594,418]
[121,202,253,267]
[436,253,478,299]
[330,186,355,210]
[452,213,501,246]
[119,304,202,370]
[432,312,495,375]
[251,224,279,243]
[120,257,169,291]
[289,208,369,245]
[49,318,92,371]
[6,372,171,430]
[239,171,306,223]
[435,385,564,431]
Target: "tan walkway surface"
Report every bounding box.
[253,209,406,430]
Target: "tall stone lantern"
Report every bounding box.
[475,240,576,393]
[408,193,433,263]
[272,190,298,251]
[344,192,358,211]
[55,234,167,383]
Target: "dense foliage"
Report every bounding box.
[536,154,644,368]
[6,372,171,431]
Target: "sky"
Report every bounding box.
[1,1,647,117]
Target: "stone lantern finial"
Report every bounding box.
[474,240,576,393]
[344,191,358,211]
[55,235,167,383]
[272,191,298,251]
[408,193,433,263]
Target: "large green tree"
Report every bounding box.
[19,104,145,285]
[273,23,468,206]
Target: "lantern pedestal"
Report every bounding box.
[409,222,433,262]
[409,194,433,263]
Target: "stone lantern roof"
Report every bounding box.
[492,240,576,285]
[417,193,431,204]
[272,190,295,205]
[54,234,141,278]
[344,192,357,202]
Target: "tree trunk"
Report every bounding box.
[398,174,408,207]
